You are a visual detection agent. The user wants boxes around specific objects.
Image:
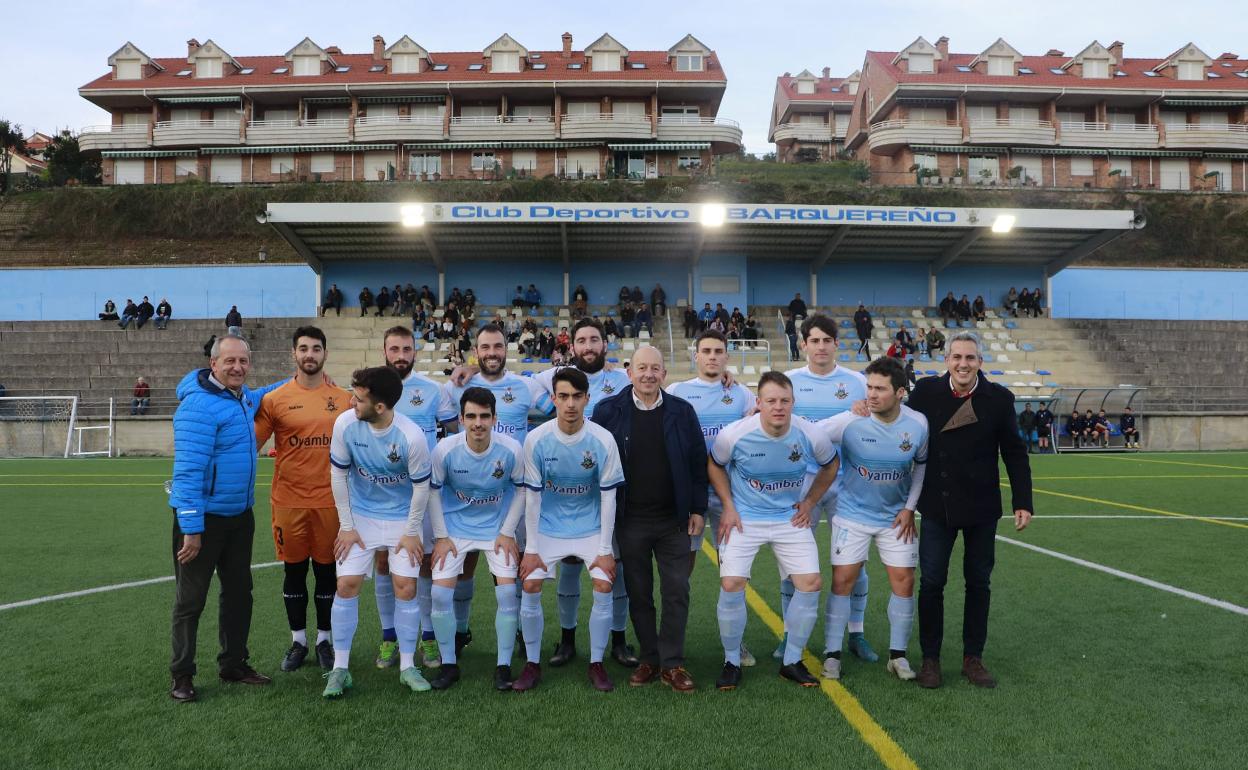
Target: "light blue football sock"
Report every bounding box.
[417,576,433,640]
[431,584,457,665]
[849,568,869,633]
[374,572,395,637]
[717,589,747,666]
[784,589,819,666]
[589,589,613,664]
[556,561,583,630]
[520,591,544,664]
[824,592,852,656]
[611,565,629,633]
[495,584,519,666]
[454,578,474,633]
[395,595,420,660]
[887,593,914,654]
[779,577,795,617]
[331,594,359,663]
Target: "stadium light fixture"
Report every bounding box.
[991,214,1016,234]
[701,203,727,228]
[401,204,425,228]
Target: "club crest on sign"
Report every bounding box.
[581,451,596,470]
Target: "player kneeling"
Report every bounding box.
[427,387,526,691]
[820,357,928,683]
[323,367,433,699]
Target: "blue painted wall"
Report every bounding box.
[816,262,929,307]
[1050,267,1248,320]
[747,260,807,306]
[695,254,749,314]
[320,260,440,308]
[571,259,690,308]
[0,265,316,321]
[936,265,1045,310]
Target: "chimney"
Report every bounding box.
[822,66,831,79]
[936,36,949,58]
[373,35,385,61]
[1108,40,1124,63]
[325,45,342,55]
[1046,49,1065,57]
[187,38,200,57]
[782,71,791,78]
[1219,52,1239,60]
[561,32,573,58]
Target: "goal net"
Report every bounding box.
[0,396,79,458]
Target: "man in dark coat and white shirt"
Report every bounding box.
[903,331,1033,689]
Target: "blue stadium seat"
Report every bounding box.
[919,354,931,362]
[935,354,945,362]
[1036,369,1051,376]
[839,354,851,362]
[543,309,553,317]
[607,357,619,363]
[607,309,616,316]
[945,320,958,329]
[1021,343,1036,352]
[982,353,994,362]
[902,319,915,328]
[607,342,620,351]
[521,370,533,377]
[855,353,867,362]
[840,320,853,328]
[886,320,899,328]
[539,357,551,363]
[1005,321,1018,329]
[925,370,938,376]
[1045,382,1061,388]
[990,370,1004,376]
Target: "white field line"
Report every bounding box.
[996,536,1248,617]
[0,562,282,612]
[1030,515,1248,520]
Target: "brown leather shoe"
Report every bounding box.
[219,665,273,686]
[915,658,942,689]
[629,662,660,687]
[961,656,997,689]
[170,674,196,702]
[660,667,695,692]
[512,662,542,692]
[587,662,614,692]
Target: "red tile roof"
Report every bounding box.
[80,49,726,91]
[775,76,855,103]
[867,50,1248,91]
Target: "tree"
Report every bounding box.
[0,120,27,193]
[42,130,101,187]
[793,147,821,163]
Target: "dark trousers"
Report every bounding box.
[918,515,996,660]
[170,508,255,677]
[618,516,691,669]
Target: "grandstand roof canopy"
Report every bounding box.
[264,201,1143,278]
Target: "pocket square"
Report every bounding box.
[941,398,978,432]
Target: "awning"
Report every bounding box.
[101,150,198,158]
[202,144,396,155]
[403,141,601,150]
[303,97,351,105]
[1162,98,1248,107]
[1009,147,1108,156]
[911,145,1002,155]
[158,96,241,105]
[896,97,959,105]
[1105,149,1202,158]
[607,142,710,151]
[359,95,446,104]
[1204,152,1248,160]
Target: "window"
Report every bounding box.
[987,56,1013,76]
[114,159,145,185]
[567,62,583,70]
[195,58,223,78]
[174,69,192,78]
[1011,105,1040,123]
[366,105,398,120]
[563,149,599,177]
[311,153,335,174]
[1177,61,1204,80]
[1160,158,1190,190]
[1018,67,1034,74]
[491,52,519,73]
[955,65,973,73]
[796,113,825,124]
[271,154,295,175]
[1142,70,1158,77]
[1208,71,1221,79]
[1049,68,1066,75]
[369,64,385,72]
[1205,159,1232,190]
[530,53,542,60]
[678,154,703,169]
[1057,110,1087,126]
[1108,111,1137,126]
[913,153,938,171]
[1070,157,1094,176]
[1199,111,1229,126]
[565,102,599,121]
[1107,156,1131,176]
[174,157,198,177]
[532,63,547,70]
[1082,59,1108,78]
[591,51,622,71]
[1013,155,1043,184]
[471,151,496,171]
[292,55,319,76]
[1159,111,1187,127]
[432,63,449,71]
[410,104,443,120]
[1237,71,1248,79]
[263,109,297,123]
[613,101,646,121]
[675,53,703,71]
[170,108,199,124]
[966,104,996,123]
[967,155,998,179]
[210,156,242,184]
[272,66,289,74]
[467,63,484,71]
[834,113,850,134]
[908,53,934,73]
[363,151,392,181]
[116,60,143,79]
[797,80,815,94]
[315,108,348,122]
[909,107,947,123]
[238,67,255,75]
[1115,70,1127,77]
[391,53,420,74]
[510,150,537,173]
[122,113,148,127]
[460,105,498,121]
[661,105,700,123]
[334,66,350,73]
[213,107,238,123]
[630,62,646,69]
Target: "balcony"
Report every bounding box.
[1164,123,1248,151]
[79,124,149,152]
[773,122,836,143]
[968,118,1056,146]
[1059,122,1159,150]
[656,117,743,149]
[355,115,444,143]
[867,120,962,155]
[152,119,241,147]
[245,118,349,146]
[560,114,653,140]
[449,115,557,142]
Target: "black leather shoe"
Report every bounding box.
[549,640,576,667]
[280,642,308,672]
[431,664,461,690]
[455,629,473,657]
[170,674,197,702]
[715,662,742,691]
[315,640,334,670]
[219,665,273,685]
[610,642,640,668]
[494,665,514,691]
[779,662,819,687]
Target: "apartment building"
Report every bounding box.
[832,37,1248,191]
[78,33,742,185]
[768,68,858,161]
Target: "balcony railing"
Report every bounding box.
[968,118,1056,146]
[246,118,349,145]
[449,114,557,140]
[1164,123,1248,151]
[354,114,444,142]
[152,119,241,147]
[79,124,149,152]
[656,116,743,148]
[560,113,653,140]
[867,119,962,154]
[773,122,836,142]
[1059,121,1160,150]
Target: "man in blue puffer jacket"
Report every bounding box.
[168,335,286,702]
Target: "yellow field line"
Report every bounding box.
[1018,486,1248,531]
[699,540,918,770]
[1090,455,1248,472]
[0,483,274,487]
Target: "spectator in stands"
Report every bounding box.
[620,303,636,337]
[572,284,589,318]
[99,299,119,321]
[448,287,464,310]
[635,303,653,336]
[538,327,556,359]
[886,340,908,360]
[203,334,216,358]
[133,297,155,329]
[401,284,417,316]
[904,357,917,388]
[439,316,455,340]
[445,341,465,371]
[463,288,477,313]
[604,316,620,342]
[938,292,956,323]
[788,292,808,321]
[650,283,666,316]
[630,285,644,305]
[925,325,946,355]
[709,315,726,335]
[1018,289,1033,319]
[556,326,571,354]
[1120,406,1140,448]
[1017,403,1037,453]
[956,294,972,323]
[697,303,714,332]
[1067,409,1089,448]
[1035,403,1054,453]
[420,285,437,311]
[730,306,745,328]
[510,285,524,308]
[358,287,374,317]
[682,306,698,338]
[1030,287,1044,318]
[854,303,873,357]
[742,317,760,340]
[972,295,987,322]
[444,301,460,329]
[618,286,632,306]
[1004,287,1019,317]
[1092,409,1111,448]
[504,315,521,343]
[322,284,343,316]
[131,376,151,415]
[895,326,917,355]
[714,303,730,329]
[118,299,139,329]
[225,305,243,336]
[784,312,798,360]
[412,305,427,331]
[525,284,542,310]
[375,287,392,317]
[155,298,173,330]
[516,325,535,356]
[726,321,741,341]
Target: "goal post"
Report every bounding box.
[72,397,115,458]
[0,396,79,458]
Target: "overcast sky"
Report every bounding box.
[3,0,1242,154]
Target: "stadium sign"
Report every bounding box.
[433,203,958,224]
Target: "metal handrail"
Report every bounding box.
[356,115,443,126]
[969,118,1055,129]
[451,115,556,125]
[1060,121,1158,133]
[561,113,649,123]
[657,116,740,128]
[80,124,148,134]
[1167,123,1248,133]
[154,119,238,129]
[869,119,960,131]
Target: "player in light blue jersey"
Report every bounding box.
[819,357,928,683]
[780,314,876,664]
[425,386,527,692]
[324,367,432,698]
[371,326,457,670]
[513,368,625,693]
[667,329,757,666]
[709,371,839,690]
[530,318,637,669]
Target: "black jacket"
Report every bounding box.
[906,372,1033,526]
[591,385,708,522]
